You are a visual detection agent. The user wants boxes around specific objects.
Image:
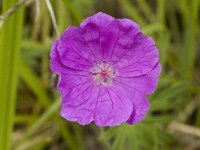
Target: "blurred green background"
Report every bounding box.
[0,0,200,150]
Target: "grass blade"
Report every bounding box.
[0,1,24,150]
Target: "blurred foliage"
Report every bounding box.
[0,0,200,150]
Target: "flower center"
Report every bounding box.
[91,61,116,86]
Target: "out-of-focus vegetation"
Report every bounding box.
[0,0,200,150]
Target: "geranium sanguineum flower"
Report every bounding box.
[50,12,161,126]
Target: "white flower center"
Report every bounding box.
[91,61,116,86]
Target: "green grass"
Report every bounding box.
[0,0,24,150]
[0,0,200,149]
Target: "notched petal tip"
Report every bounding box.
[80,12,115,28]
[116,18,140,32]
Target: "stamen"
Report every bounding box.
[91,61,116,86]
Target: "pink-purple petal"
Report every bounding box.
[115,33,159,77]
[50,40,87,75]
[57,74,91,99]
[61,87,100,125]
[93,87,133,126]
[116,63,161,94]
[80,22,103,61]
[100,19,140,61]
[58,27,95,71]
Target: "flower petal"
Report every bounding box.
[80,12,115,61]
[80,21,102,61]
[59,74,96,125]
[94,86,133,126]
[116,63,161,94]
[58,26,96,71]
[126,92,149,124]
[115,33,159,77]
[58,74,91,99]
[50,40,87,75]
[100,19,140,61]
[61,87,100,125]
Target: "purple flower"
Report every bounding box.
[50,12,161,126]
